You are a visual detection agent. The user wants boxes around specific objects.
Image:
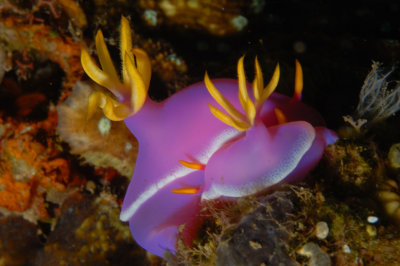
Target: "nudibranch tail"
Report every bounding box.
[205,56,280,131]
[81,16,151,121]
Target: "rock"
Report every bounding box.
[216,191,297,266]
[298,242,331,266]
[34,192,149,265]
[0,215,42,265]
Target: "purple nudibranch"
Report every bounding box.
[80,16,338,257]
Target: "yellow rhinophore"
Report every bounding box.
[81,16,151,121]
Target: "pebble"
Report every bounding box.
[366,225,377,237]
[367,216,378,224]
[298,242,331,266]
[343,244,351,254]
[388,143,400,169]
[315,221,329,239]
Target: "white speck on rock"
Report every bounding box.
[343,244,351,254]
[98,116,111,136]
[125,142,133,152]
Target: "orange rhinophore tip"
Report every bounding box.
[179,160,205,170]
[274,108,287,124]
[293,59,303,101]
[171,187,200,194]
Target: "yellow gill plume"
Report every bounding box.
[205,56,280,131]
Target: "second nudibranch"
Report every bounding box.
[81,16,338,257]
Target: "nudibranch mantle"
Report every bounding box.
[80,16,338,257]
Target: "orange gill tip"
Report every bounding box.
[179,160,205,170]
[171,187,200,194]
[274,108,287,124]
[293,59,303,101]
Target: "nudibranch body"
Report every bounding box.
[80,17,337,257]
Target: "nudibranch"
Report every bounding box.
[80,16,338,257]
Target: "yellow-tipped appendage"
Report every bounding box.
[171,187,200,194]
[205,56,280,131]
[293,59,303,101]
[81,16,151,121]
[179,160,206,170]
[274,108,287,124]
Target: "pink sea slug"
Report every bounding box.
[80,17,337,257]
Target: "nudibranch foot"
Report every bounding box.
[126,170,203,257]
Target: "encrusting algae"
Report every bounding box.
[0,108,83,223]
[0,17,83,88]
[34,191,148,265]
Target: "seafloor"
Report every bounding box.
[1,0,400,265]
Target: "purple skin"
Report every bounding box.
[79,17,337,257]
[119,79,337,257]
